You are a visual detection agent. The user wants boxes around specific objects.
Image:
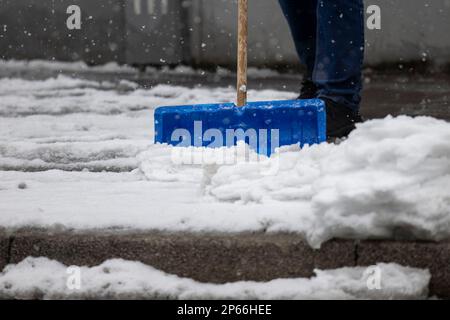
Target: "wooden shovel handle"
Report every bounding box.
[237,0,248,107]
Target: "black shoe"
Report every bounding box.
[298,80,318,99]
[323,98,363,139]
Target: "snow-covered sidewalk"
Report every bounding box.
[0,258,430,300]
[0,73,449,248]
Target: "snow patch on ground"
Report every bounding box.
[137,116,450,247]
[201,116,450,247]
[0,76,291,172]
[0,169,305,233]
[0,59,286,79]
[0,75,292,117]
[0,257,430,300]
[0,59,137,74]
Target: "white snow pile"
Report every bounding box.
[138,116,450,247]
[201,116,450,246]
[0,257,430,300]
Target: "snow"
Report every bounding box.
[0,59,136,74]
[0,59,284,79]
[0,69,449,248]
[0,75,291,116]
[0,258,430,300]
[202,116,450,247]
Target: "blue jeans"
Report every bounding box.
[279,0,365,112]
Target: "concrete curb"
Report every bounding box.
[7,230,355,283]
[0,229,9,271]
[1,229,449,298]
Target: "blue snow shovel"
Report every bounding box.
[154,0,326,156]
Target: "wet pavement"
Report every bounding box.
[135,70,450,121]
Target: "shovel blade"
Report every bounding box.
[154,99,326,156]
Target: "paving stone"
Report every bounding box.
[0,229,10,270]
[10,229,355,283]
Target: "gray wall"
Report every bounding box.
[189,0,450,67]
[125,0,185,65]
[0,0,127,64]
[0,0,449,68]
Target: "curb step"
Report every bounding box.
[0,229,449,298]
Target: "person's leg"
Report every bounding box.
[313,0,365,112]
[278,0,318,81]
